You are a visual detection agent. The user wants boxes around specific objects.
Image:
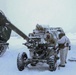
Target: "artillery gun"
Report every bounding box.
[17,25,64,71]
[0,11,64,71]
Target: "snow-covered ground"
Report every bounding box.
[0,35,76,75]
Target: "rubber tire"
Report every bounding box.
[49,63,57,71]
[17,52,27,71]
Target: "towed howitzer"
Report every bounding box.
[0,13,58,71]
[0,11,63,71]
[17,26,60,71]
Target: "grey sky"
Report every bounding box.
[0,0,76,34]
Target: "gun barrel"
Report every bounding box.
[6,23,29,41]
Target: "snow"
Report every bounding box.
[0,35,76,75]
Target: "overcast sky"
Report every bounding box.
[0,0,76,34]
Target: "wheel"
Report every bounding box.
[0,44,8,57]
[49,64,56,71]
[49,62,57,71]
[17,52,28,71]
[0,45,4,57]
[49,57,57,71]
